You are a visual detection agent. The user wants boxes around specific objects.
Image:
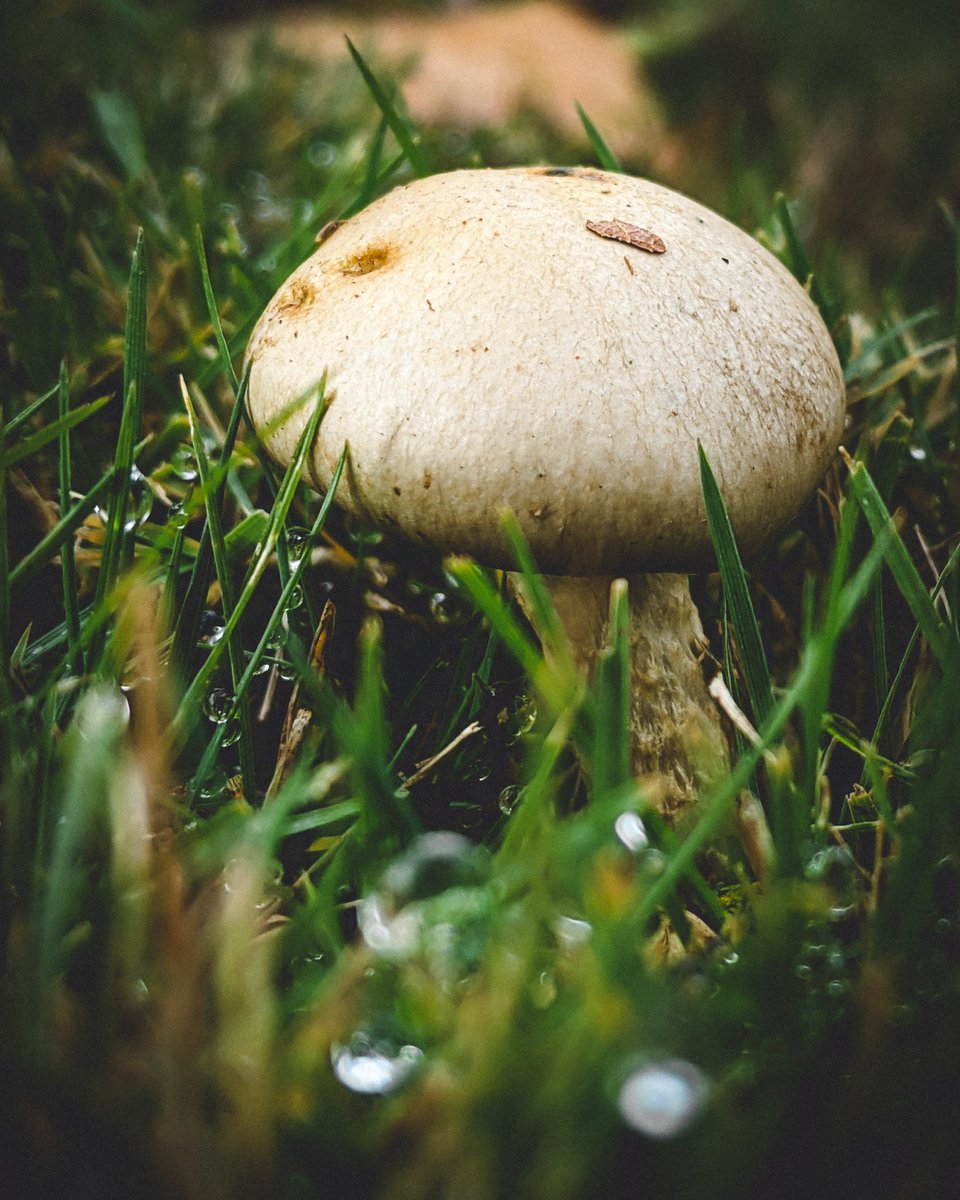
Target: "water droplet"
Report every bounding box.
[614,810,649,853]
[554,915,592,952]
[286,526,311,570]
[278,660,297,681]
[167,501,189,530]
[220,717,241,747]
[358,833,490,962]
[330,1033,422,1095]
[124,466,153,532]
[617,1059,709,1139]
[198,609,225,648]
[428,590,467,626]
[721,950,739,967]
[203,687,233,724]
[639,848,666,878]
[498,784,522,816]
[286,585,305,611]
[530,969,558,1009]
[909,445,927,462]
[74,686,130,738]
[807,845,859,920]
[308,139,337,169]
[510,693,537,741]
[171,445,198,482]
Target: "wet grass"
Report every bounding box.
[2,3,960,1198]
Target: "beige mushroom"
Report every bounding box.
[245,167,845,817]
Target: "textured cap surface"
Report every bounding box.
[245,167,845,574]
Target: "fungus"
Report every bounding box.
[245,167,845,817]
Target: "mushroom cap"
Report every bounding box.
[245,167,845,574]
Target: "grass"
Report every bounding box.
[2,2,960,1198]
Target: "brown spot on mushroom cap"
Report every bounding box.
[245,167,846,575]
[275,279,317,315]
[338,244,394,277]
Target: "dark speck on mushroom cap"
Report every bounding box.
[245,167,846,575]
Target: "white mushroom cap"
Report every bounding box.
[245,167,845,575]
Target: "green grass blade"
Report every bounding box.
[191,448,347,791]
[196,225,240,393]
[498,510,579,682]
[845,455,960,673]
[2,381,58,440]
[699,443,775,727]
[575,102,622,172]
[773,194,841,340]
[592,578,631,801]
[345,37,431,178]
[0,405,8,657]
[120,228,148,571]
[170,362,252,679]
[181,378,257,801]
[169,381,331,752]
[444,557,544,684]
[0,394,111,470]
[57,363,83,676]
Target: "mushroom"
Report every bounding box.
[244,167,845,817]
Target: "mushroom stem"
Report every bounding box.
[525,573,729,819]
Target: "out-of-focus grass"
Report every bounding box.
[2,3,960,1198]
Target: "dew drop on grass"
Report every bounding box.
[198,609,225,647]
[203,687,233,724]
[219,717,241,747]
[330,1033,423,1095]
[167,501,188,530]
[358,833,490,962]
[554,915,592,952]
[286,525,311,569]
[170,445,198,482]
[124,466,154,532]
[510,693,538,741]
[614,810,649,853]
[617,1060,710,1139]
[286,585,305,611]
[498,784,522,816]
[428,590,468,626]
[74,686,131,738]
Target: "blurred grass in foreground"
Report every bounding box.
[2,2,960,1198]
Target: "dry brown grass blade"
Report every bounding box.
[266,599,337,802]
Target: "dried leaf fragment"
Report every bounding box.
[586,218,666,254]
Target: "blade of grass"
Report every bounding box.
[120,227,148,571]
[699,443,775,727]
[575,102,622,172]
[181,377,257,801]
[2,381,58,440]
[0,404,8,657]
[190,448,346,792]
[845,453,960,673]
[57,363,83,677]
[170,362,252,680]
[592,578,631,801]
[0,394,111,470]
[499,509,579,682]
[168,381,332,751]
[345,37,431,178]
[196,225,240,394]
[773,194,842,342]
[445,557,544,683]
